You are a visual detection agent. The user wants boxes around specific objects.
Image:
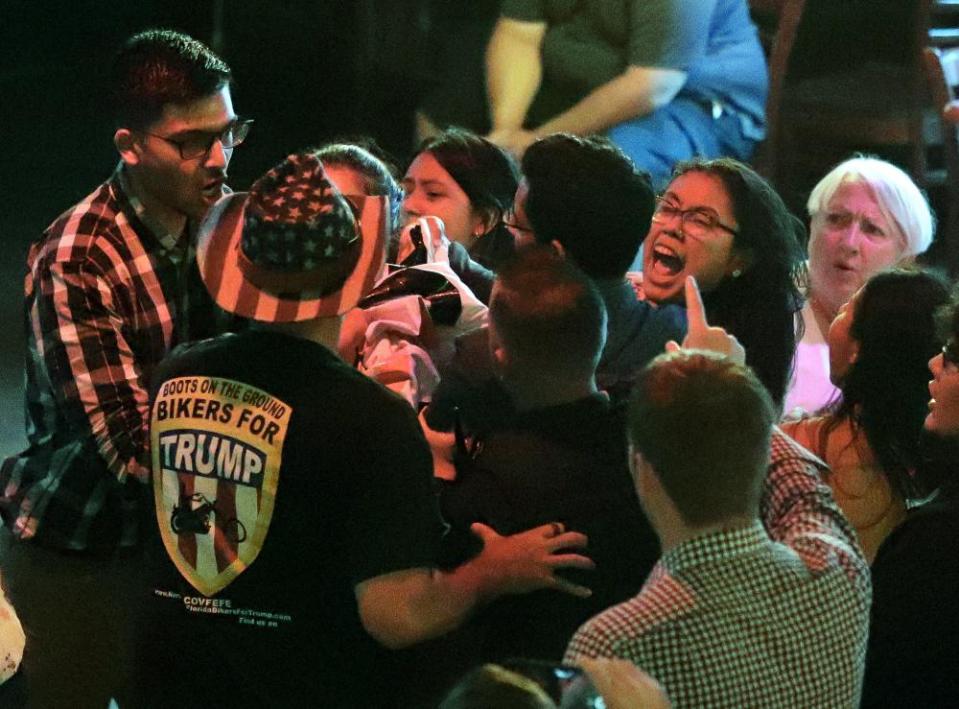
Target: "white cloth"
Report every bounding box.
[783,301,840,418]
[357,223,489,409]
[0,585,25,684]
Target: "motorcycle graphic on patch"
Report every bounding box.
[171,490,247,544]
[151,376,291,596]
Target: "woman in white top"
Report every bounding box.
[783,157,934,416]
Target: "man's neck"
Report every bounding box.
[657,514,757,554]
[124,165,189,238]
[253,317,343,355]
[508,377,600,412]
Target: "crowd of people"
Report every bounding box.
[1,14,958,709]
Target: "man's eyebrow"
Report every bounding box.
[165,117,238,139]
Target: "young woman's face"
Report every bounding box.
[826,287,862,386]
[401,151,486,248]
[642,171,742,304]
[926,340,959,438]
[808,181,905,314]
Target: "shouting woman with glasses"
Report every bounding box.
[641,158,806,409]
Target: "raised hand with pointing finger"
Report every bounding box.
[666,276,745,364]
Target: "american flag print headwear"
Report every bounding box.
[196,151,389,322]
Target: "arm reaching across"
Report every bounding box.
[571,657,672,709]
[355,522,593,649]
[533,65,686,139]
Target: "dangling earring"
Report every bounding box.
[732,268,742,278]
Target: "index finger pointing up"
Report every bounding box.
[684,275,708,334]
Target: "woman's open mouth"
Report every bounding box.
[649,243,684,277]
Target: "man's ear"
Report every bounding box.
[487,320,511,375]
[630,447,659,499]
[114,128,141,167]
[848,339,860,365]
[491,340,509,371]
[550,239,566,259]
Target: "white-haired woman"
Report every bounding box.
[784,156,935,416]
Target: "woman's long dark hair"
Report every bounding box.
[828,268,949,499]
[672,158,807,410]
[412,128,519,269]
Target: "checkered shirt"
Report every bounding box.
[565,429,871,708]
[0,165,222,550]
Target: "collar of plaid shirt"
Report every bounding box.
[660,520,769,575]
[115,163,188,253]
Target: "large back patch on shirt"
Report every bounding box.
[151,376,291,596]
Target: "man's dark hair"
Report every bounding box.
[520,134,654,279]
[491,246,607,381]
[629,351,775,526]
[111,29,232,129]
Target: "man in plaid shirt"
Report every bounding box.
[565,348,871,707]
[0,30,249,705]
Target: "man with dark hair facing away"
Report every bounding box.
[440,246,659,663]
[0,29,250,705]
[132,152,593,707]
[565,345,871,707]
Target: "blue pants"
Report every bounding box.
[608,96,757,192]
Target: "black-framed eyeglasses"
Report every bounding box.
[141,118,253,160]
[651,196,739,238]
[500,209,534,234]
[942,341,959,368]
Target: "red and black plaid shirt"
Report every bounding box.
[0,166,225,550]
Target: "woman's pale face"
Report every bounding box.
[401,151,485,248]
[642,171,742,304]
[826,287,862,386]
[926,341,959,437]
[808,181,905,314]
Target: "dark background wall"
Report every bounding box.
[0,0,921,453]
[0,1,439,451]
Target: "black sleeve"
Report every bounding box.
[342,390,448,584]
[447,241,496,305]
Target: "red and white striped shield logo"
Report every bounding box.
[151,376,291,596]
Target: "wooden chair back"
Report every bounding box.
[922,46,959,273]
[749,0,807,183]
